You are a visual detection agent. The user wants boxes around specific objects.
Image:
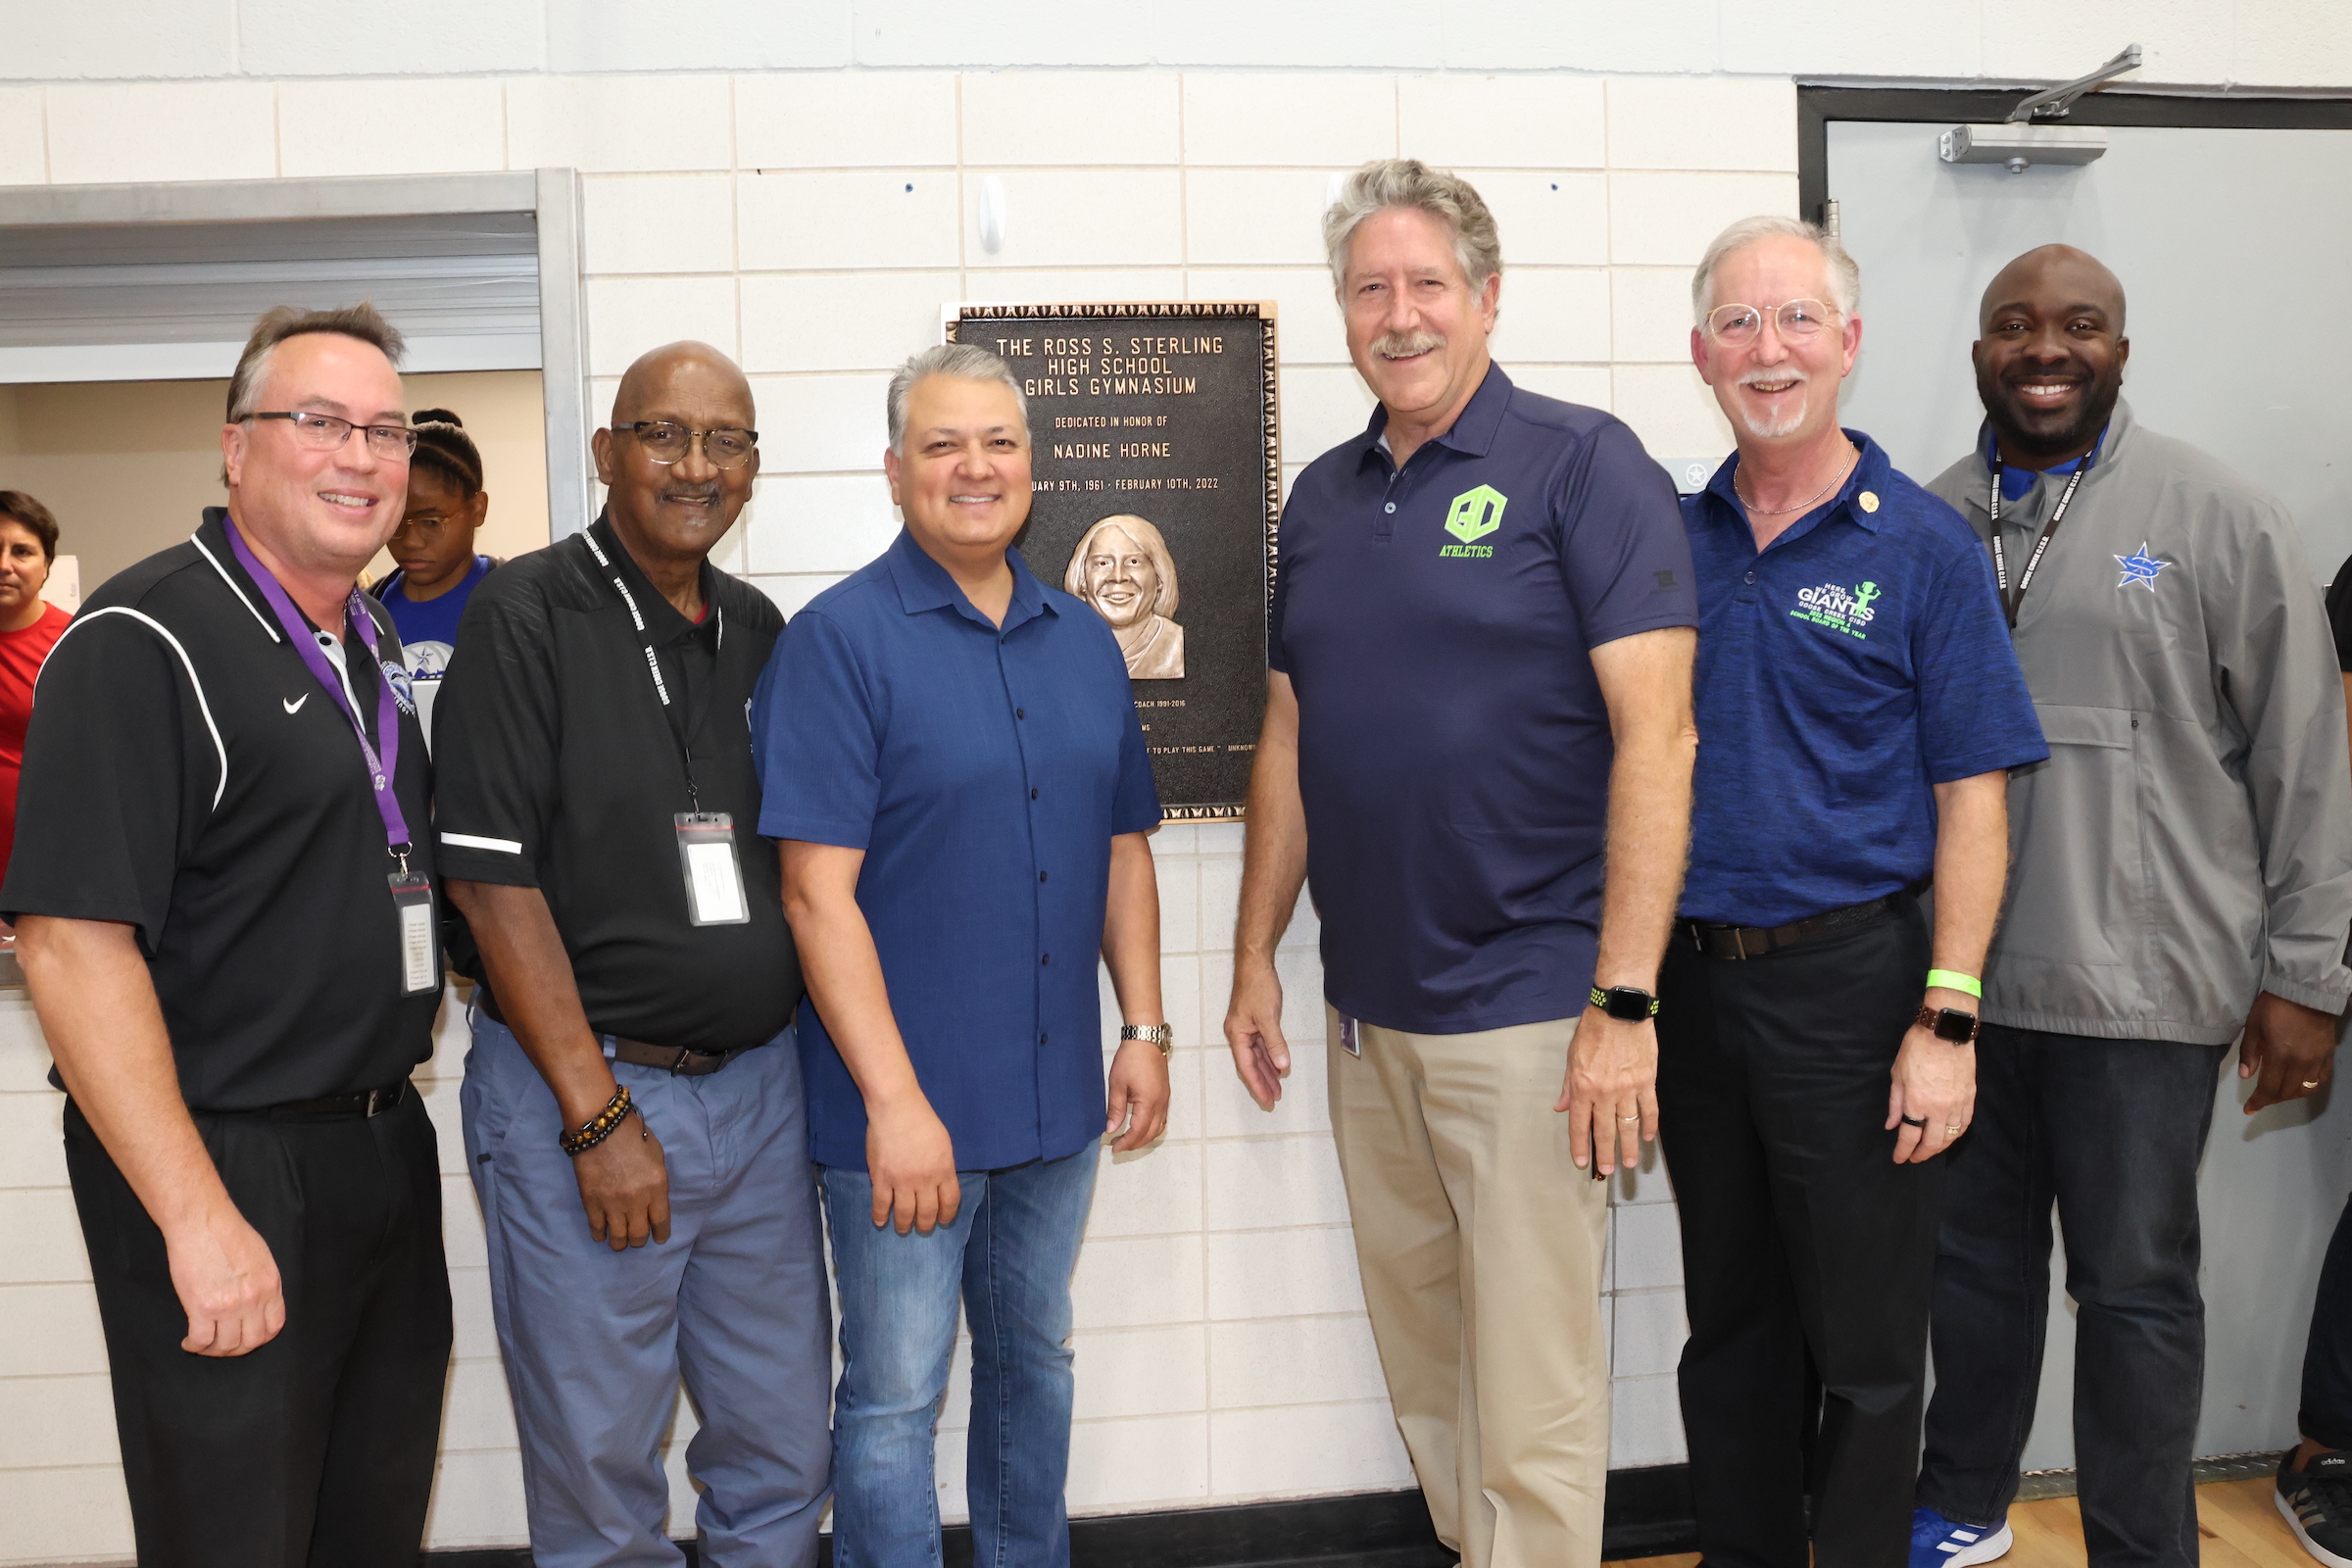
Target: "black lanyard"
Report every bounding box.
[1987,447,2095,628]
[578,525,722,811]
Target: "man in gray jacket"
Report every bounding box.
[1908,243,2352,1568]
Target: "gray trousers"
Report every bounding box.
[463,1013,832,1568]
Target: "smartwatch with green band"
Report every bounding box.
[1590,986,1661,1022]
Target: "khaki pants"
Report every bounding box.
[1327,1008,1611,1568]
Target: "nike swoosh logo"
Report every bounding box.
[283,695,309,715]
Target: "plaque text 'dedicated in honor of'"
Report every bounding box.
[947,302,1280,820]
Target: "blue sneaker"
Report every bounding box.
[1910,1507,2013,1568]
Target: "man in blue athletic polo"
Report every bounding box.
[1222,159,1699,1568]
[1665,216,2046,1568]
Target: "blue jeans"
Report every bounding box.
[463,1015,832,1568]
[1918,1024,2227,1568]
[820,1142,1101,1568]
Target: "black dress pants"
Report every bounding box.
[1656,902,1941,1568]
[2304,1190,2352,1451]
[63,1089,453,1568]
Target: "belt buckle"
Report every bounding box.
[363,1085,398,1117]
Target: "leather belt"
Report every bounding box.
[1679,884,1922,961]
[270,1080,411,1119]
[477,988,759,1077]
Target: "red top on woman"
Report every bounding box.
[0,601,72,878]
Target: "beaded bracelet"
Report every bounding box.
[561,1085,636,1157]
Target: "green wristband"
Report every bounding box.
[1926,969,1983,1000]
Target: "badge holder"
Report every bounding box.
[675,812,751,926]
[389,861,439,996]
[1338,1015,1361,1057]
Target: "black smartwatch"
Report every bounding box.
[1917,1004,1980,1045]
[1590,985,1661,1022]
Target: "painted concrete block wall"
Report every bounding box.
[5,1,2350,85]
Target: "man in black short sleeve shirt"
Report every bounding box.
[433,342,828,1568]
[5,307,451,1568]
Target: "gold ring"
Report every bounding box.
[1944,1125,1963,1135]
[1619,1114,1641,1122]
[2304,1080,2324,1089]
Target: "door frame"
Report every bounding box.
[1798,83,2352,229]
[0,169,590,534]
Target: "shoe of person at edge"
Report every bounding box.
[2279,1449,2352,1568]
[1909,1506,2014,1568]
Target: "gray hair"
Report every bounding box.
[887,343,1029,454]
[1323,159,1502,294]
[225,302,406,422]
[1690,216,1860,325]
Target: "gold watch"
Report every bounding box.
[1120,1024,1174,1056]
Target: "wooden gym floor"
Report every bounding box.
[1601,1477,2314,1568]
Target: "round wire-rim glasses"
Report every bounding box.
[1704,299,1841,348]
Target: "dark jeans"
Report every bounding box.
[63,1090,452,1568]
[1918,1024,2228,1568]
[1656,900,1941,1568]
[2303,1190,2352,1450]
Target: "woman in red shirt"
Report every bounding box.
[0,491,72,923]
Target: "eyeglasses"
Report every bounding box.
[1704,299,1840,347]
[613,421,760,470]
[246,411,417,459]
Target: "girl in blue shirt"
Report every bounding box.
[374,409,494,738]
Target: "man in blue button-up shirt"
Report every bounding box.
[1665,217,2046,1568]
[753,343,1167,1568]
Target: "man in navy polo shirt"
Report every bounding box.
[1664,216,2046,1568]
[1222,159,1699,1568]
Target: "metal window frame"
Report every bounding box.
[0,169,591,536]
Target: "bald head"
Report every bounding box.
[612,340,754,425]
[1972,244,2131,467]
[592,339,760,574]
[1979,244,2126,336]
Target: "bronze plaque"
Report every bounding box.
[948,302,1280,821]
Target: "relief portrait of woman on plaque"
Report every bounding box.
[1065,514,1185,680]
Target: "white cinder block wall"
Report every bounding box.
[4,3,2348,1561]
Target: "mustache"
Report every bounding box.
[1737,367,1809,389]
[1370,330,1444,360]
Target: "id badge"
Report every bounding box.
[1338,1015,1361,1057]
[388,870,438,996]
[675,812,751,926]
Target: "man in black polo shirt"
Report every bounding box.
[433,341,827,1568]
[5,304,449,1568]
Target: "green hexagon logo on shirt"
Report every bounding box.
[1441,484,1507,558]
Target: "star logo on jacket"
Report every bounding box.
[2114,542,2171,591]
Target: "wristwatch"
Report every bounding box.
[1916,1004,1980,1045]
[1590,986,1661,1022]
[1120,1023,1174,1056]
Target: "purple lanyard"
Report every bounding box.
[225,523,413,858]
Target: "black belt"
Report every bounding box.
[1680,883,1923,960]
[269,1080,411,1119]
[477,987,760,1078]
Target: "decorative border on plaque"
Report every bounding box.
[948,302,1281,823]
